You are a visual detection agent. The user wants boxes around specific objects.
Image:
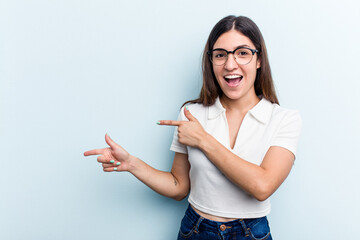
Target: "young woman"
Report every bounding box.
[84,15,301,240]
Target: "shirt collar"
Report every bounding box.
[208,97,275,124]
[208,97,225,120]
[248,98,275,124]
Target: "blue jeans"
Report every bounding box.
[177,205,272,240]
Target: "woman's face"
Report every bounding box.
[212,29,260,102]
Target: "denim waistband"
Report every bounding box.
[185,204,267,234]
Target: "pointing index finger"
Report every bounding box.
[157,120,182,126]
[84,148,105,156]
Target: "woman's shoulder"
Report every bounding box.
[177,101,210,122]
[270,102,302,128]
[185,101,207,112]
[272,102,301,117]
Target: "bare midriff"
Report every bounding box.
[190,204,238,222]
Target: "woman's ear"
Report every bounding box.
[256,58,261,69]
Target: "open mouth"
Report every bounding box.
[224,75,243,87]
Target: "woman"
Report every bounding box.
[84,15,301,240]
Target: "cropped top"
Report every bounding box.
[170,97,302,218]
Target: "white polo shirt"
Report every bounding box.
[170,97,302,218]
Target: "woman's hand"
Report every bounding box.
[84,134,132,172]
[158,107,208,148]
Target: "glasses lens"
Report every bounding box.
[234,48,253,65]
[211,50,227,66]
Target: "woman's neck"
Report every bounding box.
[220,94,260,114]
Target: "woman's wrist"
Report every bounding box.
[127,155,142,173]
[198,131,213,152]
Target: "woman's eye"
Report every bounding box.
[236,49,252,57]
[215,53,225,58]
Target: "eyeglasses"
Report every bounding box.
[207,47,259,66]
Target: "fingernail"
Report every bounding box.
[186,106,189,110]
[156,121,160,125]
[110,160,115,163]
[116,162,121,166]
[113,168,118,171]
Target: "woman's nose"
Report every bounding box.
[224,54,238,71]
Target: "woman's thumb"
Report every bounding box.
[105,133,118,149]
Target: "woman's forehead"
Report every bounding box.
[213,29,255,50]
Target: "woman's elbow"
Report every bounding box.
[173,195,187,201]
[253,192,271,202]
[252,182,273,202]
[172,191,189,201]
[171,187,189,201]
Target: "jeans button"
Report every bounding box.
[220,224,226,231]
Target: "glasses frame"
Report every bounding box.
[207,46,259,66]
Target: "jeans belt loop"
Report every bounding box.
[194,216,204,233]
[239,219,250,237]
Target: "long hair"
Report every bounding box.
[184,15,279,106]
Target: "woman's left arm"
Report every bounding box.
[199,134,294,201]
[159,107,295,202]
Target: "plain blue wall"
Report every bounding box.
[1,0,359,239]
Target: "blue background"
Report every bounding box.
[1,0,359,239]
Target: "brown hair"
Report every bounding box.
[184,15,279,106]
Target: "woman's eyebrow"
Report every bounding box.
[213,44,252,51]
[235,44,251,48]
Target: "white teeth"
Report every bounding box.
[224,75,242,79]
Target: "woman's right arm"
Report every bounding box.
[129,152,190,201]
[84,134,190,201]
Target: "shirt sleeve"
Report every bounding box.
[270,110,302,157]
[170,106,188,154]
